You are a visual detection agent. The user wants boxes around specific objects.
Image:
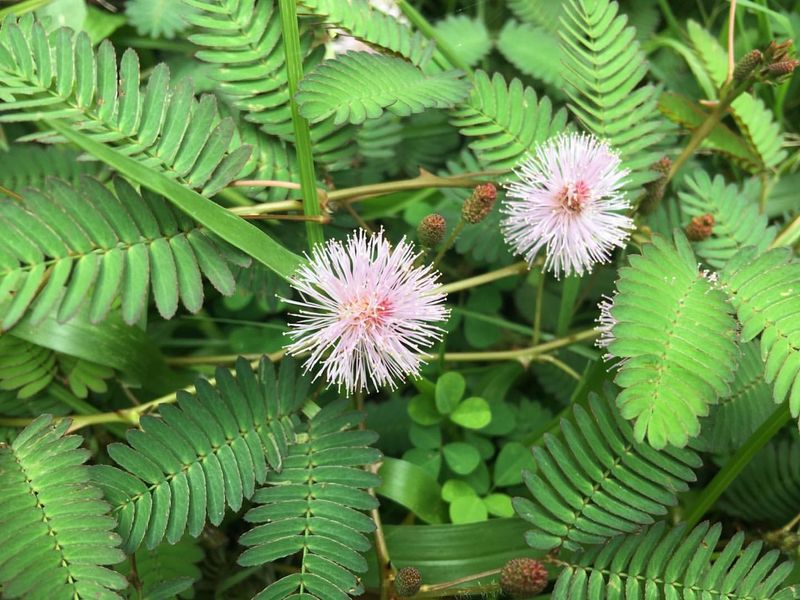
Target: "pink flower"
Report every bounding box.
[502,133,633,277]
[283,230,449,394]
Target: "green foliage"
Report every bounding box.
[0,143,104,190]
[508,0,563,30]
[686,20,787,172]
[92,357,304,553]
[0,177,247,330]
[0,335,113,399]
[606,232,739,448]
[679,170,775,269]
[434,15,491,68]
[116,536,204,600]
[296,52,470,125]
[0,415,127,598]
[125,0,194,39]
[0,15,252,196]
[554,521,799,599]
[721,247,800,420]
[297,0,434,67]
[697,341,776,454]
[497,20,562,87]
[449,70,568,170]
[717,437,800,526]
[239,401,381,600]
[514,391,702,552]
[560,0,665,190]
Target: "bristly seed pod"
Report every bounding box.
[500,558,548,599]
[733,49,763,83]
[417,213,446,248]
[685,213,715,241]
[394,566,422,597]
[462,182,497,224]
[767,60,800,78]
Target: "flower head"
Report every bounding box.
[283,229,449,394]
[502,133,633,277]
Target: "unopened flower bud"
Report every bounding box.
[417,213,446,248]
[462,182,497,224]
[733,49,763,83]
[394,567,422,597]
[764,39,794,63]
[766,59,800,79]
[686,213,715,241]
[500,558,548,599]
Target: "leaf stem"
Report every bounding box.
[277,0,324,250]
[437,328,598,363]
[437,261,530,294]
[683,401,791,529]
[432,219,465,267]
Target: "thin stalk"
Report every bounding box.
[533,354,581,380]
[432,220,465,266]
[437,328,597,362]
[277,0,324,249]
[230,200,305,215]
[437,261,529,295]
[683,402,791,529]
[770,215,800,248]
[239,213,330,224]
[726,0,738,83]
[416,568,501,596]
[329,170,499,204]
[395,0,472,74]
[0,0,54,18]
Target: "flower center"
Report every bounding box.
[556,180,590,213]
[341,293,393,330]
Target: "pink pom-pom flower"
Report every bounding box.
[502,133,633,278]
[283,230,449,394]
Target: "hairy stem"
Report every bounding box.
[278,0,324,249]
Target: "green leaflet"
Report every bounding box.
[434,15,492,68]
[679,170,775,269]
[607,232,739,448]
[449,70,568,171]
[496,20,562,87]
[48,121,304,281]
[296,52,470,126]
[560,0,665,191]
[240,401,382,600]
[92,357,306,553]
[554,521,798,599]
[0,176,251,329]
[721,247,800,420]
[0,415,128,598]
[513,390,701,552]
[0,15,252,196]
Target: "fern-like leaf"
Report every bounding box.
[0,177,247,330]
[497,20,562,87]
[680,170,775,269]
[0,15,251,196]
[92,357,305,553]
[183,0,356,169]
[0,144,104,191]
[508,0,563,30]
[0,415,127,599]
[718,438,800,526]
[434,15,491,68]
[116,536,204,600]
[239,400,382,600]
[125,0,195,39]
[449,70,568,170]
[296,52,470,126]
[560,0,664,190]
[513,391,701,552]
[554,521,799,599]
[720,247,800,420]
[606,232,739,448]
[697,340,776,454]
[297,0,434,67]
[687,20,786,171]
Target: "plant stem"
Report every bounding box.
[438,328,597,362]
[532,270,545,345]
[0,0,53,18]
[432,219,465,267]
[416,568,501,596]
[395,0,472,74]
[683,401,791,529]
[277,0,324,250]
[772,214,800,248]
[330,170,498,204]
[229,200,305,215]
[726,0,738,83]
[437,261,529,295]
